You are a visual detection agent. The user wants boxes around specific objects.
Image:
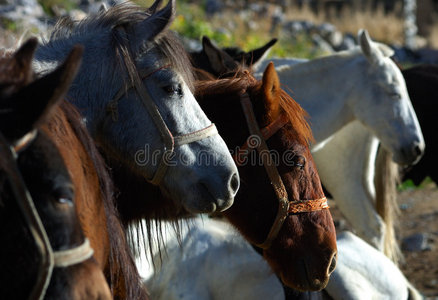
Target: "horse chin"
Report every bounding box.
[279,265,330,292]
[392,150,421,167]
[175,185,234,214]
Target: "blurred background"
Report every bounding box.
[1,0,437,298]
[1,0,438,64]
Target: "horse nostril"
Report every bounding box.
[328,252,337,275]
[413,144,423,157]
[229,173,240,195]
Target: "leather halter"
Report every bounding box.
[237,91,329,249]
[0,131,94,300]
[106,27,218,185]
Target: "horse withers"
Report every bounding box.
[0,39,111,300]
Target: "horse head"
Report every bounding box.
[353,29,424,166]
[191,36,277,77]
[34,0,239,215]
[0,39,111,300]
[196,63,337,291]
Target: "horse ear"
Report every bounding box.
[99,3,108,13]
[0,46,83,141]
[261,62,281,120]
[245,38,277,70]
[202,36,238,75]
[376,43,395,57]
[130,0,175,52]
[358,29,382,63]
[6,38,38,87]
[148,0,164,14]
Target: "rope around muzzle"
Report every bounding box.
[0,131,95,300]
[238,91,329,249]
[107,27,218,185]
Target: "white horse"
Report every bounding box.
[134,217,285,300]
[32,0,239,215]
[135,218,422,300]
[253,30,424,262]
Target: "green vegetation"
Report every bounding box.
[398,177,434,191]
[170,2,327,59]
[1,18,18,32]
[37,0,77,16]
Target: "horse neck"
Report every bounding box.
[276,50,365,144]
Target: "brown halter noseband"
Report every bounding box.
[0,131,94,300]
[106,27,218,185]
[236,91,329,249]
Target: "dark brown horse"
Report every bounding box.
[114,63,337,291]
[0,39,111,299]
[399,64,437,185]
[190,36,276,78]
[190,39,337,290]
[196,64,337,291]
[0,39,147,299]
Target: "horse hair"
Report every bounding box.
[45,2,194,92]
[374,145,402,264]
[59,100,147,299]
[195,70,313,146]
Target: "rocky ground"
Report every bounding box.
[329,182,438,299]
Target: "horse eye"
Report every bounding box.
[57,197,74,207]
[163,84,183,97]
[391,92,401,100]
[294,156,306,170]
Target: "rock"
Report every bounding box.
[205,0,223,16]
[401,233,431,252]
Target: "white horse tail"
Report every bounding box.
[407,280,424,300]
[374,145,403,264]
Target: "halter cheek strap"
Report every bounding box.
[238,91,329,249]
[106,27,218,185]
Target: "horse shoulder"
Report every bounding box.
[146,218,284,300]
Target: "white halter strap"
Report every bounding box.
[54,238,94,267]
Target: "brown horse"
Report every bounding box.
[0,39,111,299]
[191,40,337,290]
[0,39,147,299]
[113,63,337,291]
[195,64,337,291]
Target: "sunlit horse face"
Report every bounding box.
[34,0,239,214]
[0,39,111,300]
[350,30,424,166]
[196,64,337,291]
